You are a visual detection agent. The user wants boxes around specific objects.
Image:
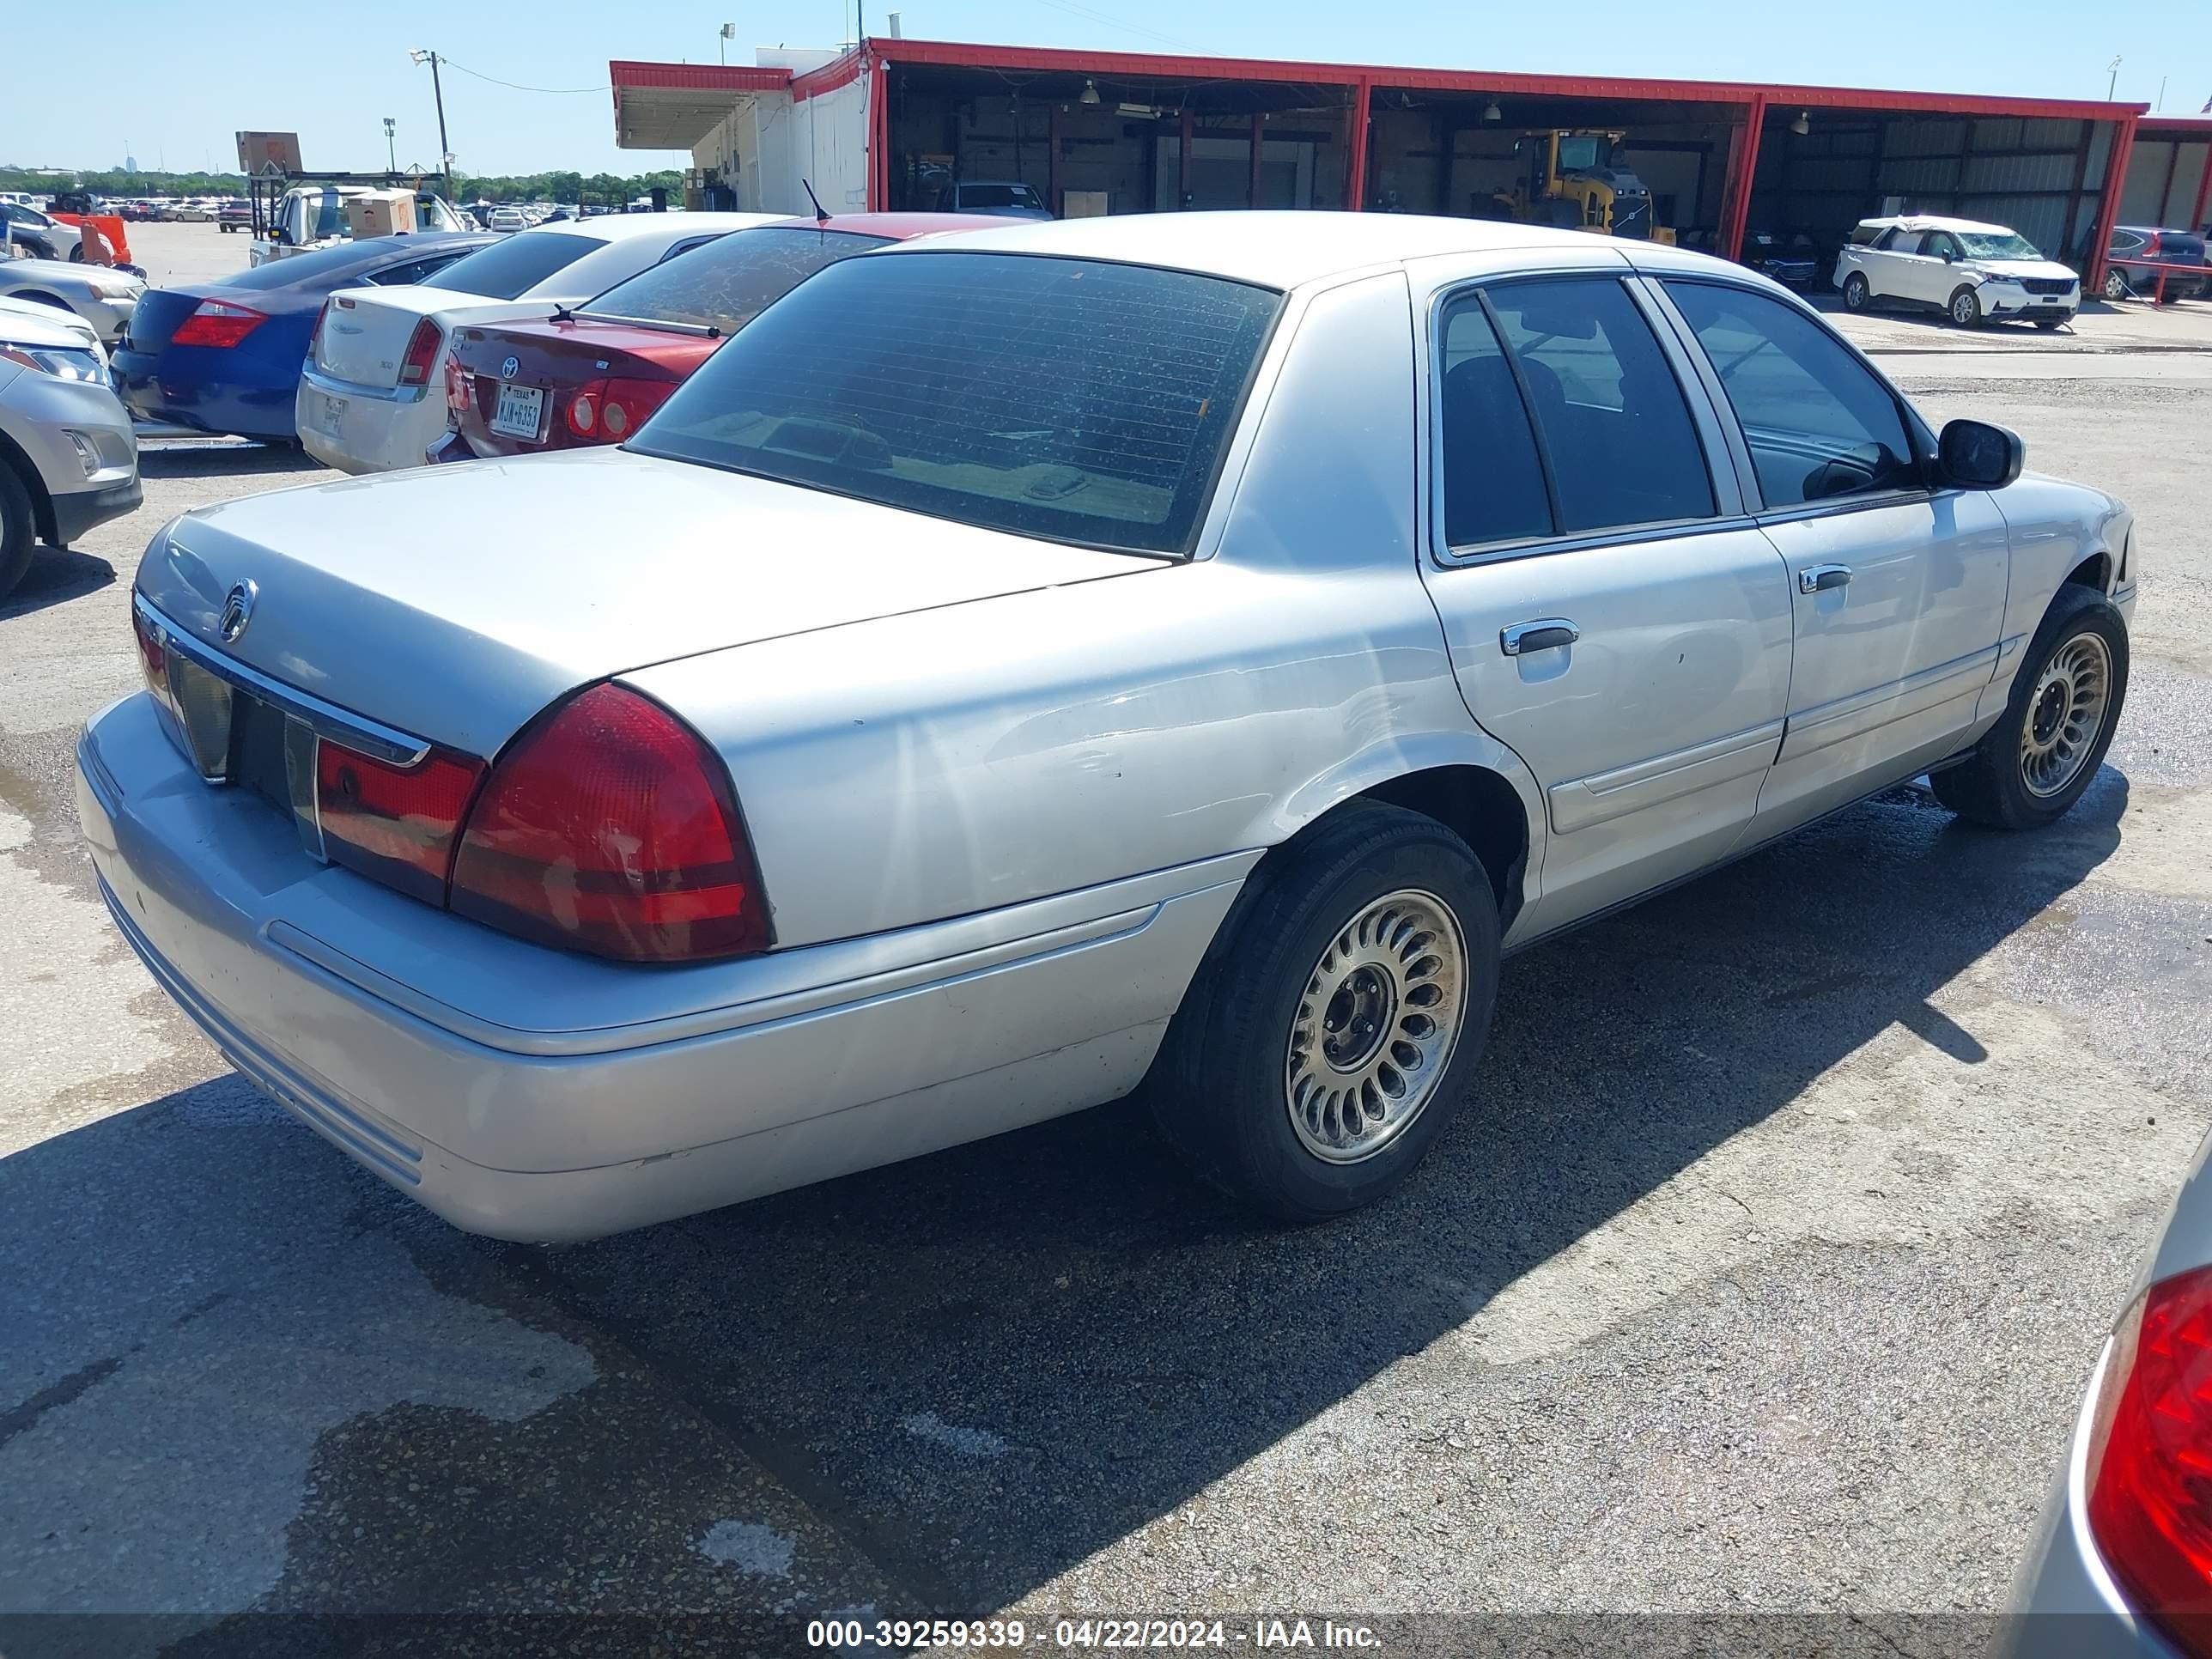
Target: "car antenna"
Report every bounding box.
[802,178,830,226]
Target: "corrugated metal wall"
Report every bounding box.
[1753,112,2114,265]
[2121,138,2212,227]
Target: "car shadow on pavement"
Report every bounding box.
[0,765,2131,1623]
[0,546,113,618]
[137,445,323,482]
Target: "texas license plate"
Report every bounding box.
[312,392,345,436]
[490,382,544,440]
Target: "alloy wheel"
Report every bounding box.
[2020,632,2113,799]
[1285,889,1468,1164]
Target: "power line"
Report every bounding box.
[1024,0,1196,51]
[436,56,613,95]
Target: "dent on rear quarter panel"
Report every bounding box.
[623,270,1542,952]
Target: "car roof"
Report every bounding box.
[876,210,1638,290]
[1856,214,2014,236]
[530,211,779,246]
[757,212,1013,240]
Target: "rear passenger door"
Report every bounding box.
[1655,277,2010,840]
[1418,269,1796,937]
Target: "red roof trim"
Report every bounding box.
[867,36,2146,122]
[792,48,867,103]
[610,59,792,94]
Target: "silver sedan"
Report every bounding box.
[78,212,2136,1241]
[0,258,145,344]
[2008,1130,2212,1657]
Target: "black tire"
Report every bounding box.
[1150,800,1502,1220]
[66,242,85,263]
[1930,584,2128,830]
[2104,268,2130,301]
[1949,285,1983,327]
[0,464,37,601]
[1842,271,1871,312]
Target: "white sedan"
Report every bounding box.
[1835,215,2081,329]
[296,214,779,474]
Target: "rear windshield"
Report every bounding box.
[581,227,889,331]
[418,231,599,300]
[632,252,1282,556]
[218,235,457,291]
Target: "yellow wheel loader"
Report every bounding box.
[1487,130,1672,242]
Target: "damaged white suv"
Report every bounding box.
[1835,215,2080,330]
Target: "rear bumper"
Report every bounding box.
[296,364,447,474]
[77,692,1244,1240]
[115,348,301,442]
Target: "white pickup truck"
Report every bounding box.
[250,185,469,266]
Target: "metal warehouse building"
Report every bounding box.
[610,40,2198,289]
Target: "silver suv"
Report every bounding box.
[0,302,140,598]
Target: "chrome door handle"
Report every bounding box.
[1800,564,1851,594]
[1500,618,1580,656]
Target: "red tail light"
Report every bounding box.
[445,356,473,414]
[449,684,769,963]
[316,740,486,907]
[171,299,267,349]
[2088,1263,2212,1656]
[398,318,443,386]
[562,377,675,445]
[307,300,331,361]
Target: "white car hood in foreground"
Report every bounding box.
[135,445,1154,759]
[1965,258,2079,285]
[0,297,101,349]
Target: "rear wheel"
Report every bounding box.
[1930,584,2128,830]
[1842,271,1872,311]
[1150,801,1501,1219]
[1949,286,1983,327]
[2104,268,2131,301]
[0,465,38,601]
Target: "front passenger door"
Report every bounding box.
[1658,279,2010,840]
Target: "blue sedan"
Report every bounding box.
[113,233,495,443]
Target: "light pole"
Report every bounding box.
[383,118,396,173]
[720,22,734,64]
[2106,55,2122,100]
[410,51,453,202]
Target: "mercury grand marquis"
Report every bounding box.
[79,212,2136,1241]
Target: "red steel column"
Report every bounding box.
[1346,78,1372,210]
[1719,94,1766,261]
[2086,114,2139,295]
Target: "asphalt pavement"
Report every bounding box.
[3,223,2211,1655]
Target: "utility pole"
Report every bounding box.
[411,50,454,202]
[383,118,397,173]
[2107,56,2122,100]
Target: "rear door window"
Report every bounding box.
[634,251,1281,556]
[416,232,600,300]
[581,227,890,331]
[1663,280,1920,509]
[1481,278,1716,534]
[1436,300,1553,547]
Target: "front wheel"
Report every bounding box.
[1842,271,1871,311]
[1150,801,1501,1219]
[1949,286,1983,327]
[0,465,38,600]
[1930,585,2128,830]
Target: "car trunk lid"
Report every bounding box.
[449,316,717,454]
[134,444,1155,762]
[313,286,557,390]
[124,287,205,355]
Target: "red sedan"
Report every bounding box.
[438,214,1002,461]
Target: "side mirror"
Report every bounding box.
[1938,418,2024,489]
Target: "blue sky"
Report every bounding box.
[6,0,2206,177]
